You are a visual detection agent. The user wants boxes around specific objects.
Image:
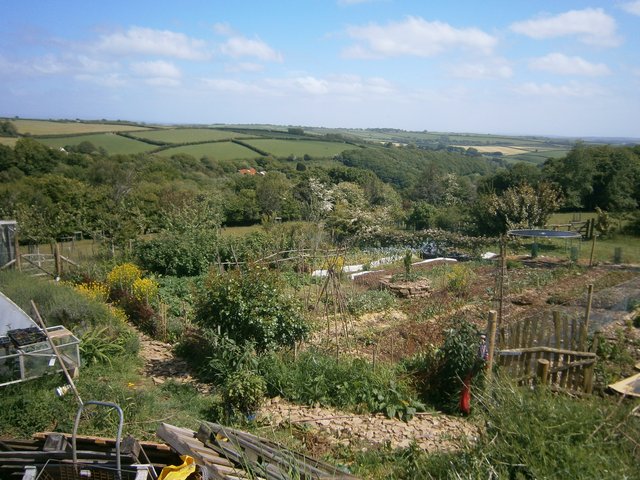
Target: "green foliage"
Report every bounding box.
[222,369,266,415]
[409,320,484,412]
[0,271,124,331]
[195,266,308,351]
[407,201,438,230]
[444,264,475,297]
[346,289,397,316]
[594,206,612,237]
[259,349,424,421]
[481,181,563,234]
[0,120,18,137]
[352,378,640,479]
[134,230,220,276]
[198,334,259,384]
[543,143,640,212]
[79,326,126,365]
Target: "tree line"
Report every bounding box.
[0,135,638,248]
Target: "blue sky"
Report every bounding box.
[1,0,639,137]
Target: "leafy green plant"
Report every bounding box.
[79,326,126,365]
[195,266,308,351]
[412,320,484,413]
[222,369,266,416]
[346,290,396,315]
[444,264,475,297]
[259,349,424,421]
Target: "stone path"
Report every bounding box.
[258,397,479,452]
[137,333,211,393]
[136,333,481,453]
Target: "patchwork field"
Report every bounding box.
[243,139,355,157]
[0,137,17,147]
[159,141,258,160]
[10,119,150,136]
[131,128,253,144]
[38,133,153,155]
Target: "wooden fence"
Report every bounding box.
[493,309,599,395]
[1,243,78,278]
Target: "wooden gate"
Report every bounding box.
[495,310,598,395]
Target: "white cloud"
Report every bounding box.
[95,26,209,60]
[75,73,127,88]
[514,81,606,97]
[529,53,610,76]
[213,23,235,36]
[0,53,117,77]
[267,74,395,97]
[449,59,513,79]
[510,8,620,47]
[344,16,497,58]
[620,1,640,15]
[219,36,282,62]
[130,60,181,79]
[201,78,269,94]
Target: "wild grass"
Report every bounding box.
[345,377,640,479]
[0,356,220,439]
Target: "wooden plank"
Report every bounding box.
[562,317,569,350]
[498,347,595,357]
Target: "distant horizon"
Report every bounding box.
[4,115,640,143]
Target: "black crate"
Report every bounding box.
[7,327,47,347]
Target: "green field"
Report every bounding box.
[39,133,153,155]
[131,128,253,144]
[158,141,258,160]
[10,119,150,136]
[243,139,355,158]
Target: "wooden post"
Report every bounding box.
[498,237,507,327]
[537,358,550,385]
[54,243,62,278]
[589,233,596,267]
[552,311,562,383]
[581,284,594,351]
[583,362,595,394]
[13,227,21,271]
[591,330,601,354]
[487,310,497,379]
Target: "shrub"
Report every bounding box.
[222,369,266,416]
[106,263,142,292]
[194,266,308,351]
[131,277,159,304]
[444,264,475,297]
[412,320,484,413]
